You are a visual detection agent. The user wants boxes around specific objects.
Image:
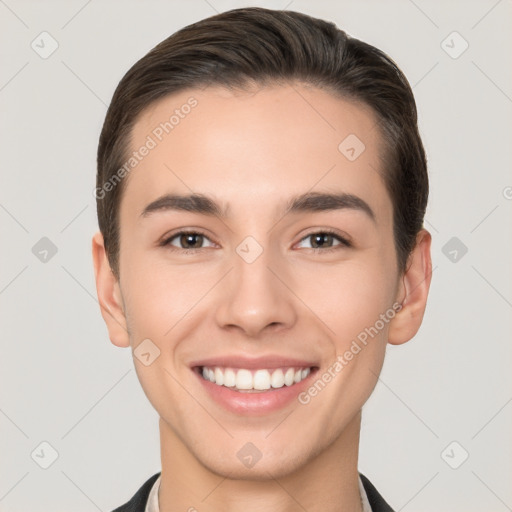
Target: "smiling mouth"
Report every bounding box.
[194,365,318,393]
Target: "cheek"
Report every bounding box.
[293,256,397,340]
[120,251,214,339]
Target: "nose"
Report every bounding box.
[214,243,298,338]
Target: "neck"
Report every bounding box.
[158,412,364,512]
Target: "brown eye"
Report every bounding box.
[161,231,215,251]
[296,231,351,251]
[310,233,335,249]
[178,233,204,249]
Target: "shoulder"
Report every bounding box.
[111,471,161,512]
[359,472,395,512]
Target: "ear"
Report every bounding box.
[91,231,130,348]
[387,229,432,345]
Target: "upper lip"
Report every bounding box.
[190,355,319,370]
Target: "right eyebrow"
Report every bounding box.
[140,193,229,219]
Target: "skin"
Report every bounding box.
[92,83,432,512]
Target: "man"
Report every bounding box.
[92,7,432,511]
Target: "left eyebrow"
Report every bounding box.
[140,191,376,222]
[284,191,375,222]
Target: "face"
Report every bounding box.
[94,83,430,480]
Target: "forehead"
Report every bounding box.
[122,83,391,224]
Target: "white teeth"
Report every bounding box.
[224,368,236,387]
[214,367,224,386]
[284,368,295,386]
[271,369,285,388]
[253,369,271,390]
[200,365,313,391]
[235,369,253,390]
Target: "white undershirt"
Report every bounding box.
[144,474,372,512]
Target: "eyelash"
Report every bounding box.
[159,229,352,253]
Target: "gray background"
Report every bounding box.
[1,0,511,510]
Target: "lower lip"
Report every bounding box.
[193,367,318,416]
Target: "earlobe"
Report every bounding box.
[387,229,432,345]
[91,231,130,348]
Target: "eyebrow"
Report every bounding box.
[140,191,376,222]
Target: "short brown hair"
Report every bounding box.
[96,6,428,278]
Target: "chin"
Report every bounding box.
[197,444,312,481]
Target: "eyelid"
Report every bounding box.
[159,228,217,249]
[160,227,353,252]
[295,228,353,250]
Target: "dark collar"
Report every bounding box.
[111,472,159,512]
[359,472,395,511]
[111,471,395,512]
